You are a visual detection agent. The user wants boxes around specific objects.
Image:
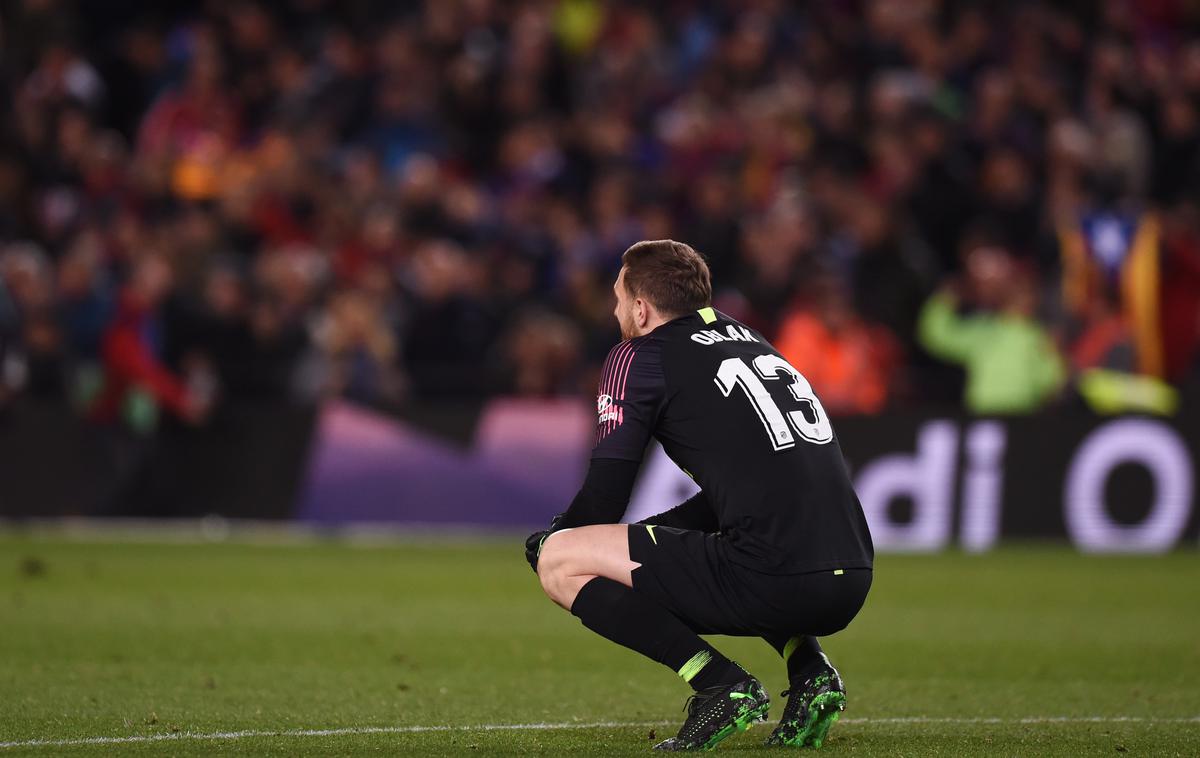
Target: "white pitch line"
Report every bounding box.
[0,723,654,751]
[1,716,1197,751]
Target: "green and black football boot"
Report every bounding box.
[764,666,846,748]
[653,676,769,751]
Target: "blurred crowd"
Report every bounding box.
[1,0,1199,429]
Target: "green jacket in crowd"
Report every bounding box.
[918,292,1065,414]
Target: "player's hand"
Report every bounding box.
[524,530,548,572]
[524,514,564,572]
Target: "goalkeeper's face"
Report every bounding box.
[613,267,638,340]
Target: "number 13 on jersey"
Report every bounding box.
[714,355,833,449]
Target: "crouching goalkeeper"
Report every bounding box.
[525,240,874,751]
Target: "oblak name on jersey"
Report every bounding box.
[690,324,759,345]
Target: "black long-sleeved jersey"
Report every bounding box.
[571,307,874,575]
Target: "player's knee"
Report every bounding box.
[536,559,558,602]
[538,566,576,609]
[536,532,572,604]
[540,569,590,610]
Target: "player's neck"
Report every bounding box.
[634,319,664,337]
[634,310,676,337]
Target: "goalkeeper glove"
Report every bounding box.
[524,514,564,572]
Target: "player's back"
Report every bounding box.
[650,308,873,574]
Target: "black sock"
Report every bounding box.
[571,577,743,691]
[764,634,830,681]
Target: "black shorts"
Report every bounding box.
[628,525,871,638]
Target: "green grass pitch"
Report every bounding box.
[1,531,1198,756]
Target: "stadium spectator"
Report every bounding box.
[918,241,1065,414]
[91,255,210,429]
[1160,202,1200,383]
[301,287,403,406]
[0,265,13,411]
[775,274,898,416]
